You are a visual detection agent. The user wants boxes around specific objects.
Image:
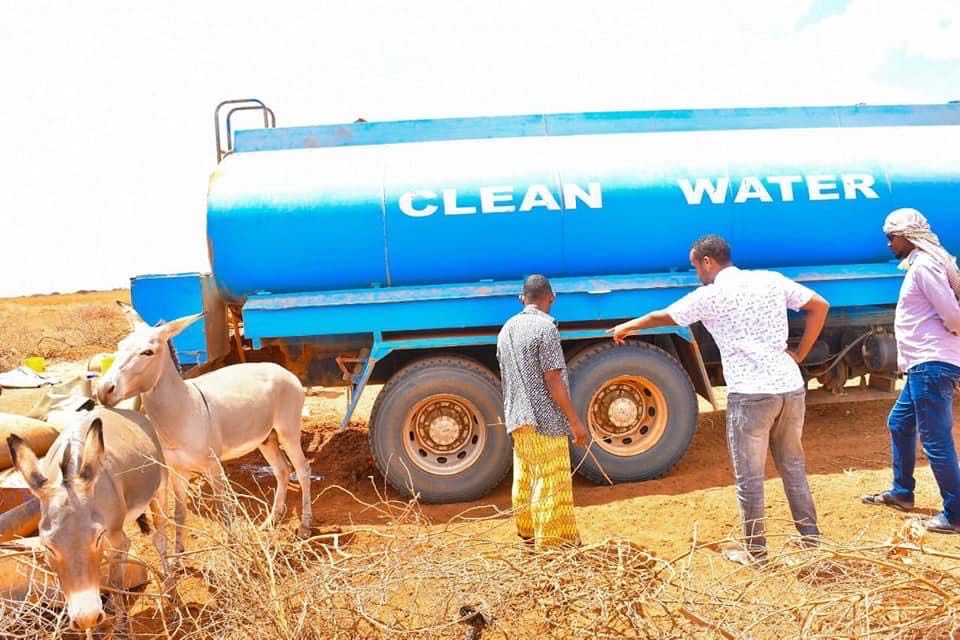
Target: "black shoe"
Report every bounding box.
[861,491,914,512]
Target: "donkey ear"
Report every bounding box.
[7,435,48,493]
[117,301,148,330]
[77,418,105,483]
[160,313,204,339]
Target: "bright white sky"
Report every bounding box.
[1,0,958,298]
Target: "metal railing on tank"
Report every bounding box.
[214,98,276,162]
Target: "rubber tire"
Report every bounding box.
[368,356,512,503]
[567,341,698,485]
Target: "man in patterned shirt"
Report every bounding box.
[497,274,589,549]
[610,235,830,564]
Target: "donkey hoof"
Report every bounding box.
[296,525,312,539]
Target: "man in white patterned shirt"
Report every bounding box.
[610,235,830,564]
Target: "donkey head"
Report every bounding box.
[8,417,109,631]
[96,302,201,407]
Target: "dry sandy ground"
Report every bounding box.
[3,291,960,637]
[4,374,957,562]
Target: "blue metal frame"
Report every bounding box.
[239,262,904,432]
[241,261,903,430]
[241,263,903,347]
[246,260,904,430]
[233,103,960,153]
[336,325,693,431]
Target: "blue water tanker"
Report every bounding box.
[131,99,960,503]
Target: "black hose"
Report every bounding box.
[800,330,874,377]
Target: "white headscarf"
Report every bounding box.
[883,208,960,300]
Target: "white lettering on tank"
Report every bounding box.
[806,175,840,201]
[562,182,603,209]
[679,174,880,204]
[398,183,601,217]
[442,188,477,215]
[842,173,879,199]
[398,190,439,217]
[479,186,516,213]
[677,177,730,205]
[733,176,773,203]
[518,185,562,212]
[766,175,802,202]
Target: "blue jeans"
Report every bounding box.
[888,361,960,525]
[726,388,819,553]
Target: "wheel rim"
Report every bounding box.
[401,394,487,476]
[587,375,668,456]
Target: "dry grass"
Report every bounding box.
[139,478,679,639]
[3,479,960,640]
[1,287,957,638]
[673,519,960,639]
[0,290,130,372]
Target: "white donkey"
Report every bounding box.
[8,408,170,635]
[96,303,313,548]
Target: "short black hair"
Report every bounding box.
[691,235,732,264]
[522,274,553,301]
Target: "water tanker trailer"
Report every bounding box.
[130,99,960,503]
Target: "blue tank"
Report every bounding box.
[206,104,960,303]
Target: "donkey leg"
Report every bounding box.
[205,459,233,523]
[149,476,172,575]
[105,530,132,638]
[149,488,182,608]
[276,424,314,536]
[258,431,291,527]
[171,473,189,556]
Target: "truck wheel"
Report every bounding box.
[368,356,511,503]
[567,342,697,484]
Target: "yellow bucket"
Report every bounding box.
[100,354,115,374]
[23,357,45,373]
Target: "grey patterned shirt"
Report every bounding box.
[496,305,571,436]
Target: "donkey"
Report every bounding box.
[96,303,313,548]
[7,408,170,635]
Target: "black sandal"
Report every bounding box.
[861,492,913,512]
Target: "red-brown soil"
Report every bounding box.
[2,291,959,638]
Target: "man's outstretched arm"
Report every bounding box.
[608,310,678,344]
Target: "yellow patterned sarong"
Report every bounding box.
[511,425,580,549]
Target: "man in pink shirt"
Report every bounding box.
[862,208,960,534]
